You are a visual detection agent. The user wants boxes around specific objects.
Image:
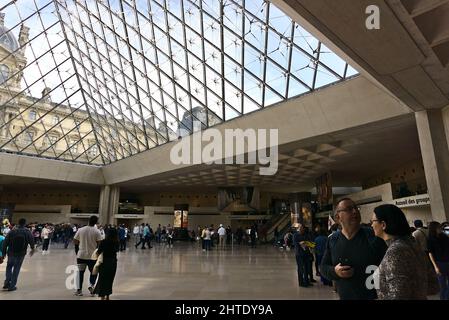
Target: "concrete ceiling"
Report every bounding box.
[0,175,100,189]
[118,113,421,192]
[272,0,449,111]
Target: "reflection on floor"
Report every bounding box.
[0,241,338,300]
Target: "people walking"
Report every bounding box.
[203,227,211,251]
[93,227,120,300]
[63,224,73,249]
[73,215,102,296]
[132,224,140,245]
[226,226,232,245]
[236,227,243,245]
[135,223,152,249]
[118,225,126,251]
[218,224,226,249]
[250,224,257,248]
[0,218,35,292]
[41,224,51,254]
[167,225,174,248]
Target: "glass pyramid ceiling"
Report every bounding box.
[0,0,358,165]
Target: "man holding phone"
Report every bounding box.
[320,198,387,300]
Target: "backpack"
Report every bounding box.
[10,230,28,254]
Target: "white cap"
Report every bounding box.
[220,224,223,227]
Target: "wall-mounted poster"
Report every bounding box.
[174,210,182,228]
[315,172,333,210]
[301,202,313,229]
[174,204,189,228]
[181,210,188,228]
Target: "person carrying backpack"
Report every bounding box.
[320,198,387,300]
[0,218,35,292]
[412,220,429,254]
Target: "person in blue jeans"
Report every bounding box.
[0,218,35,292]
[428,221,449,300]
[293,224,312,287]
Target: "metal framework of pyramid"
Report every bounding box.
[0,0,358,165]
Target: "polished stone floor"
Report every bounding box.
[0,241,337,300]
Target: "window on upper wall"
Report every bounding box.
[29,110,37,120]
[0,64,10,85]
[23,131,34,144]
[45,134,58,147]
[88,144,98,157]
[70,139,79,154]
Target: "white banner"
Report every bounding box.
[392,194,430,208]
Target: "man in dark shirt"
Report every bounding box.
[293,224,312,287]
[0,218,35,291]
[320,198,386,300]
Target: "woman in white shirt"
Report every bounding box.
[41,224,51,254]
[204,228,212,251]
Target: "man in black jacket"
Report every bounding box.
[0,218,35,291]
[320,198,386,300]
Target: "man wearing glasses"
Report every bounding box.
[320,198,387,300]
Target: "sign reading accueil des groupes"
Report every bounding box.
[394,194,430,208]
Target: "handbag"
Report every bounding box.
[92,252,103,276]
[91,249,99,260]
[426,255,440,296]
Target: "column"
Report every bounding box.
[415,108,449,222]
[109,186,120,225]
[98,185,120,225]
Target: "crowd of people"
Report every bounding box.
[287,198,449,300]
[1,202,449,300]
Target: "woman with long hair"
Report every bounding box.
[371,204,430,299]
[94,227,120,300]
[428,221,449,300]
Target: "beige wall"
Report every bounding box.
[358,203,432,226]
[1,186,100,211]
[401,206,433,226]
[0,153,104,184]
[363,159,426,196]
[131,190,218,207]
[124,190,287,211]
[143,206,231,230]
[342,183,393,204]
[341,183,433,224]
[12,212,68,224]
[11,204,71,224]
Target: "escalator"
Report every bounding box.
[260,214,291,243]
